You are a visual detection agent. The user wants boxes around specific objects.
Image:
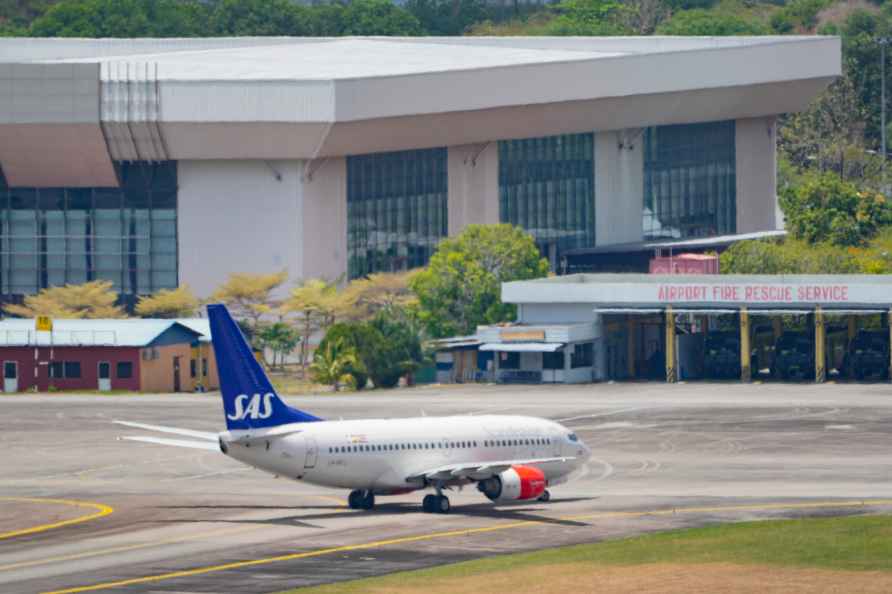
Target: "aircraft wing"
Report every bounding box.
[114,420,218,441]
[406,457,574,483]
[119,435,219,450]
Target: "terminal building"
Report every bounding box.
[0,36,839,302]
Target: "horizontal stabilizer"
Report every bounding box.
[114,420,217,442]
[120,436,219,450]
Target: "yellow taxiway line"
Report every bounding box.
[0,498,114,541]
[41,498,892,594]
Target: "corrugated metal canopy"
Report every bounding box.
[0,318,210,347]
[479,342,564,352]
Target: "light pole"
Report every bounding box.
[881,37,891,191]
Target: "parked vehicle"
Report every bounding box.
[843,330,890,381]
[772,332,815,380]
[704,332,742,379]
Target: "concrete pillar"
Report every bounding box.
[626,317,637,379]
[665,307,676,383]
[848,316,858,342]
[888,309,892,383]
[772,317,783,340]
[595,130,644,246]
[740,307,751,382]
[815,307,826,383]
[736,117,779,233]
[447,143,499,236]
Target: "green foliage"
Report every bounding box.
[770,0,829,33]
[780,171,892,246]
[23,0,422,37]
[545,0,632,35]
[656,8,769,35]
[310,336,359,392]
[720,238,861,274]
[256,322,301,370]
[410,224,549,338]
[405,0,491,36]
[29,0,208,37]
[317,307,425,390]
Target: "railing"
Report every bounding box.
[0,330,118,346]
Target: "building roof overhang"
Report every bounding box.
[0,36,840,186]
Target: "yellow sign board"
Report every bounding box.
[500,329,546,342]
[35,316,53,332]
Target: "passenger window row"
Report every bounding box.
[327,437,551,455]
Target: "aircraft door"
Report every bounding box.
[304,436,318,469]
[4,361,18,393]
[98,361,111,391]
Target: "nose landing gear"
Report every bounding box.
[348,489,375,510]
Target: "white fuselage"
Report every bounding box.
[220,415,590,494]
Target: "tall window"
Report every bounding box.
[0,162,177,297]
[643,121,736,240]
[347,148,448,279]
[498,133,595,267]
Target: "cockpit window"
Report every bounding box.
[568,433,578,442]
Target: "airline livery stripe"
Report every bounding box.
[41,499,892,594]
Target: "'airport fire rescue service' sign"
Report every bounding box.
[35,316,53,332]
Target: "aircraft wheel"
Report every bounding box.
[422,494,436,513]
[436,495,450,514]
[538,490,551,502]
[348,490,364,509]
[361,491,375,510]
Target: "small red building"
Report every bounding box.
[0,319,219,393]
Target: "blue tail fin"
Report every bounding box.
[207,304,322,430]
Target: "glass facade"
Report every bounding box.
[347,148,448,279]
[498,133,595,266]
[643,120,736,240]
[0,162,177,297]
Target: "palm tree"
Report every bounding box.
[309,338,360,392]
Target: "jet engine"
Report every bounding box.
[477,465,546,502]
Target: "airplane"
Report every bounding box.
[117,304,592,514]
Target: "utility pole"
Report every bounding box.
[881,37,891,191]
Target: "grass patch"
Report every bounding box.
[280,514,892,594]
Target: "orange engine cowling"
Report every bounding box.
[478,465,546,502]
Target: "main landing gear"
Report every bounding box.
[422,493,450,514]
[538,490,551,502]
[348,489,375,510]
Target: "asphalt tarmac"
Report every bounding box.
[2,382,892,594]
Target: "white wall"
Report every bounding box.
[736,116,778,233]
[595,130,644,246]
[301,157,347,281]
[448,142,499,235]
[178,160,304,298]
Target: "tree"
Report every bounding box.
[211,270,287,334]
[405,0,491,35]
[779,76,881,186]
[656,8,769,35]
[780,171,892,247]
[135,285,200,318]
[544,0,632,35]
[317,321,373,389]
[28,0,209,37]
[284,278,341,372]
[310,337,359,392]
[410,224,549,338]
[720,238,861,274]
[363,308,427,388]
[255,322,301,370]
[209,0,311,36]
[326,0,424,36]
[4,280,126,318]
[339,270,419,322]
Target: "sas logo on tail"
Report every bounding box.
[227,393,276,421]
